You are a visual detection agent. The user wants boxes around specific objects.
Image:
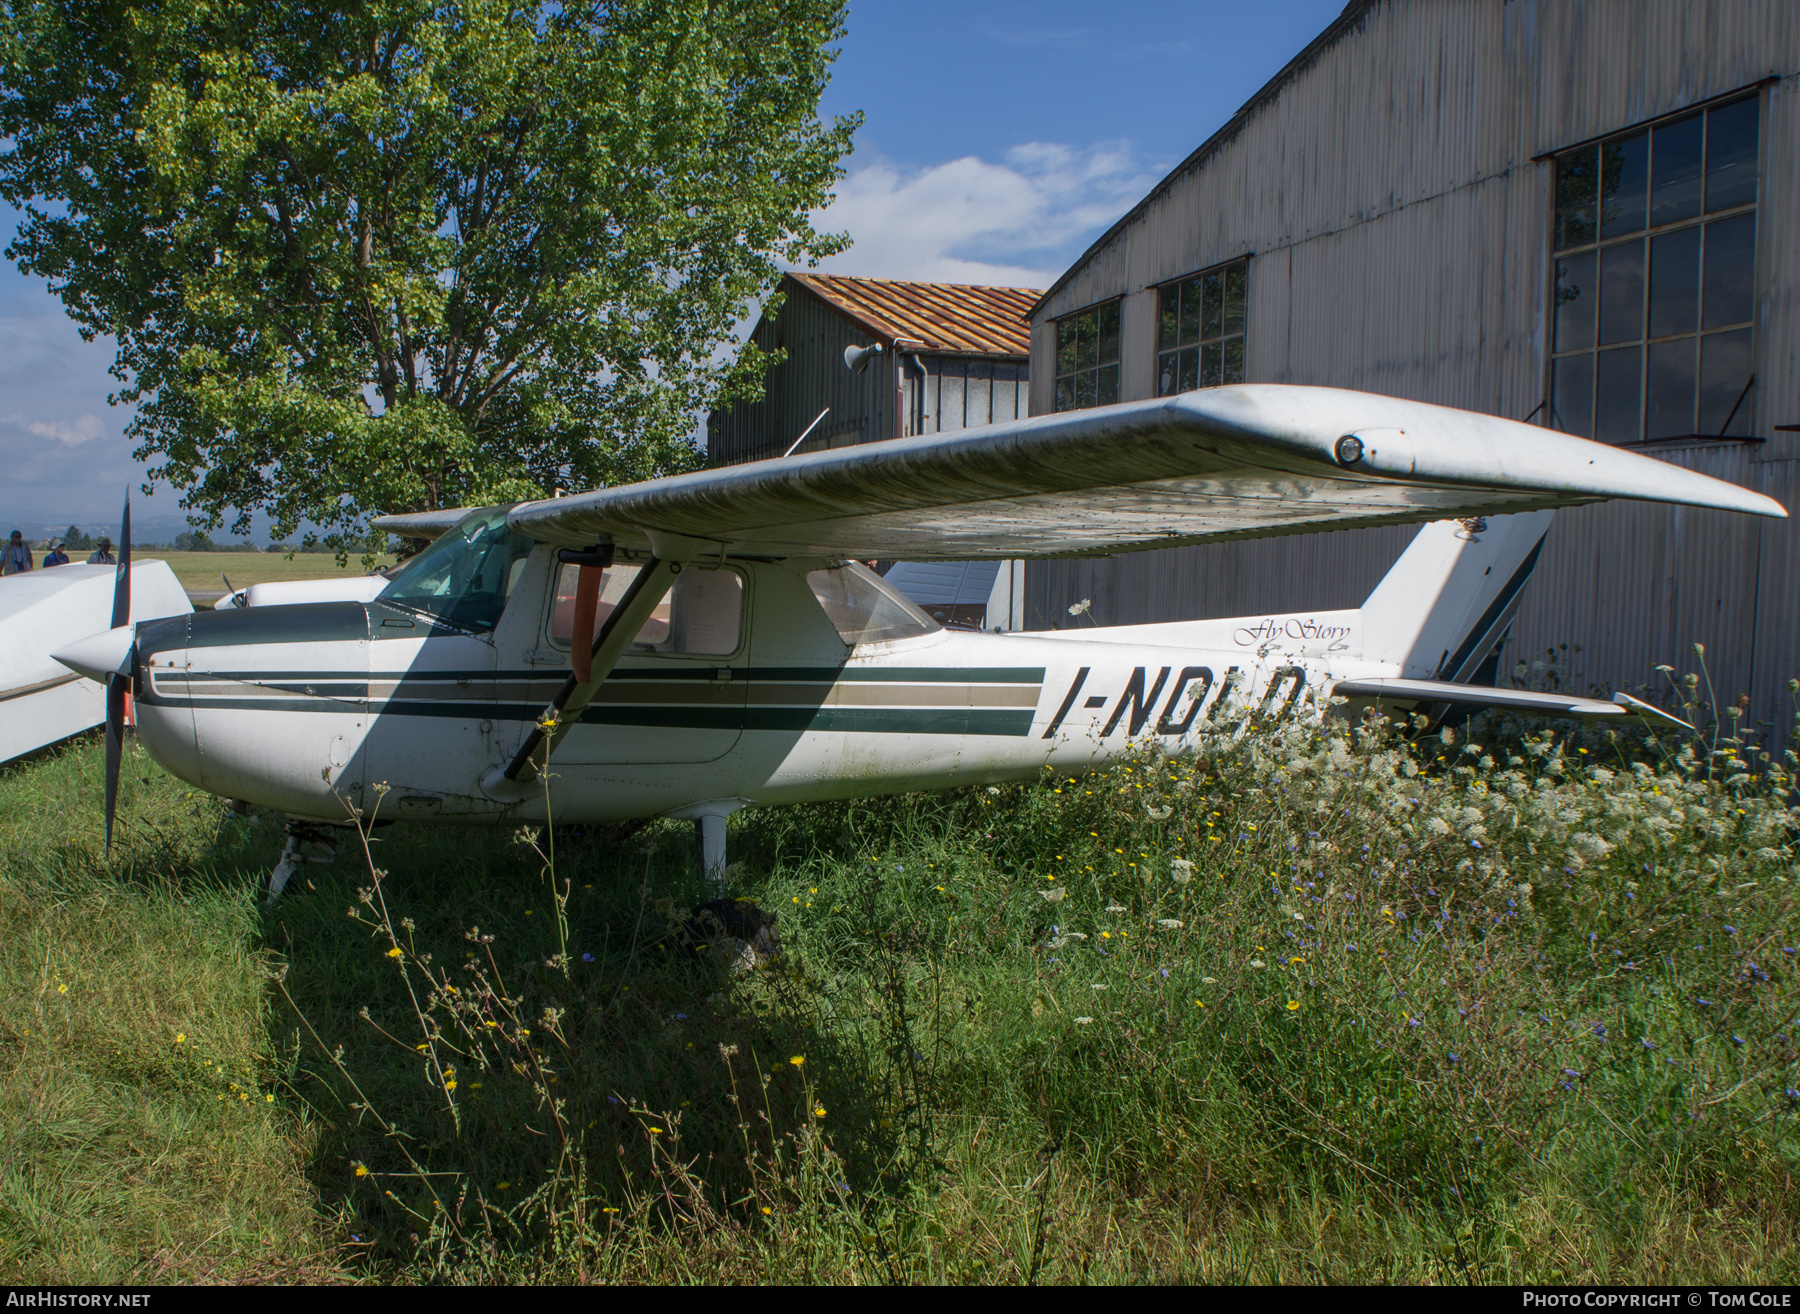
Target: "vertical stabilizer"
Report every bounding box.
[1360,512,1553,681]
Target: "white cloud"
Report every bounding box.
[20,412,107,446]
[808,140,1158,289]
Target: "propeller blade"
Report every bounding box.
[110,495,130,629]
[104,672,125,853]
[104,494,130,854]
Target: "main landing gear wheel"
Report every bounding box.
[677,898,780,974]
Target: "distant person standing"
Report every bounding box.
[42,539,70,567]
[87,536,116,565]
[3,530,33,575]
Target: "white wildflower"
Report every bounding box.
[1041,887,1067,903]
[1569,832,1613,861]
[1145,804,1172,820]
[1067,599,1092,617]
[1170,858,1194,884]
[1157,919,1184,929]
[1105,902,1127,913]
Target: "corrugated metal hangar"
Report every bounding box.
[1025,0,1800,734]
[708,272,1036,465]
[712,0,1799,737]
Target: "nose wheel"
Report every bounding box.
[267,821,339,907]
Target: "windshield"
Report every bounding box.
[806,562,941,645]
[377,506,534,633]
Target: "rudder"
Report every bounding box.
[1360,512,1553,681]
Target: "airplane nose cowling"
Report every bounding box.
[52,625,136,684]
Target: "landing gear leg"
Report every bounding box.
[694,812,727,886]
[267,822,338,907]
[667,798,750,888]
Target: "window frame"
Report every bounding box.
[1051,298,1123,413]
[1153,257,1249,397]
[543,556,748,660]
[1544,90,1763,447]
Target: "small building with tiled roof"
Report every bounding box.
[707,272,1040,468]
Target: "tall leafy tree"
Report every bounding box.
[0,0,855,546]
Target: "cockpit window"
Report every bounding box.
[549,562,743,655]
[377,506,534,633]
[806,562,941,645]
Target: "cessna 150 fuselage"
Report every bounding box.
[50,385,1786,887]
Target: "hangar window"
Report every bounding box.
[1052,300,1121,412]
[1549,94,1760,444]
[1155,259,1247,396]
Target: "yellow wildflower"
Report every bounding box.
[789,1055,805,1067]
[386,947,402,959]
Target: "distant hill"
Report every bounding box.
[0,508,315,548]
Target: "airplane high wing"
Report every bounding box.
[374,385,1785,558]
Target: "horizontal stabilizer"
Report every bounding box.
[1331,678,1692,731]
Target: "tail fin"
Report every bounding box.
[1360,511,1552,681]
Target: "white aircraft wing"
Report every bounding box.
[375,508,471,540]
[385,386,1788,559]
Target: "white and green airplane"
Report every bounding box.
[50,385,1786,897]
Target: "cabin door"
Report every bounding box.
[547,560,749,765]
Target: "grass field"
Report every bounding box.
[2,698,1797,1283]
[137,551,397,597]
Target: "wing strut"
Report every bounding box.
[489,554,680,793]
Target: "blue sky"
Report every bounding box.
[0,0,1343,531]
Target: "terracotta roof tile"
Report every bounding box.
[788,272,1038,357]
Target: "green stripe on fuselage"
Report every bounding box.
[138,694,1036,736]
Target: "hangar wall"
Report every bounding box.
[1025,0,1800,736]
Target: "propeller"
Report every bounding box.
[103,496,131,854]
